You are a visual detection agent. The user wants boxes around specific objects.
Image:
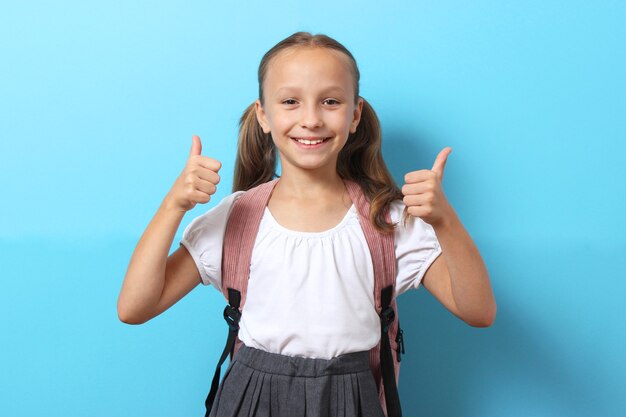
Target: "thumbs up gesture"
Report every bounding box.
[401,147,453,227]
[164,135,222,212]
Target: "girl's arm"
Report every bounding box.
[421,211,495,327]
[117,202,199,324]
[117,135,221,324]
[402,148,496,327]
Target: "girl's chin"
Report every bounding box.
[279,156,339,173]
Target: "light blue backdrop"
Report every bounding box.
[1,1,624,416]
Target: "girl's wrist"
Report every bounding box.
[160,195,188,216]
[430,205,459,234]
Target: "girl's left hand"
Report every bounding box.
[401,147,454,227]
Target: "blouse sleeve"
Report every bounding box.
[179,191,245,290]
[390,200,443,297]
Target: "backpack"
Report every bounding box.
[205,178,405,417]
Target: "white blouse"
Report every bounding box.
[180,191,442,359]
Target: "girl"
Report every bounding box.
[117,32,496,417]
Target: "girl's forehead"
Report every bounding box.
[264,47,355,92]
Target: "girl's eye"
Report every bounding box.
[323,99,340,105]
[282,99,298,105]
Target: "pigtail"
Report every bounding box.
[232,102,277,192]
[338,98,405,233]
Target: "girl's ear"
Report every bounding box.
[255,99,271,134]
[350,97,364,134]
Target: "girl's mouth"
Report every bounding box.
[291,136,331,146]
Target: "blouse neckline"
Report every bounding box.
[263,204,357,238]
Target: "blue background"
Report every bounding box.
[1,1,625,416]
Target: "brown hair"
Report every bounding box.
[233,31,404,232]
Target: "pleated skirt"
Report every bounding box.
[208,344,385,417]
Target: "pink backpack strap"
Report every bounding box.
[344,179,403,417]
[221,178,279,307]
[343,180,396,308]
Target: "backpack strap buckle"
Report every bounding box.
[223,305,241,331]
[380,306,395,333]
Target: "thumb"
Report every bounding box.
[189,135,202,157]
[431,147,452,179]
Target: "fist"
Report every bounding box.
[401,147,453,226]
[165,135,221,212]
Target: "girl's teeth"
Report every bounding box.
[296,138,325,145]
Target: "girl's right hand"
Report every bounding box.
[164,135,221,212]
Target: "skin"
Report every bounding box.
[117,46,496,328]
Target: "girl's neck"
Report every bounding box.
[274,167,345,201]
[268,166,353,233]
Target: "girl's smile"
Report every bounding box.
[291,135,331,147]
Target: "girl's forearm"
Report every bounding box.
[433,210,496,326]
[117,197,186,324]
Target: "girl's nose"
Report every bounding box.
[300,104,323,129]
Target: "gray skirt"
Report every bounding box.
[208,344,385,417]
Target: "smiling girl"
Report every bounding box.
[118,32,496,417]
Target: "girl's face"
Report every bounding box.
[255,47,363,176]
